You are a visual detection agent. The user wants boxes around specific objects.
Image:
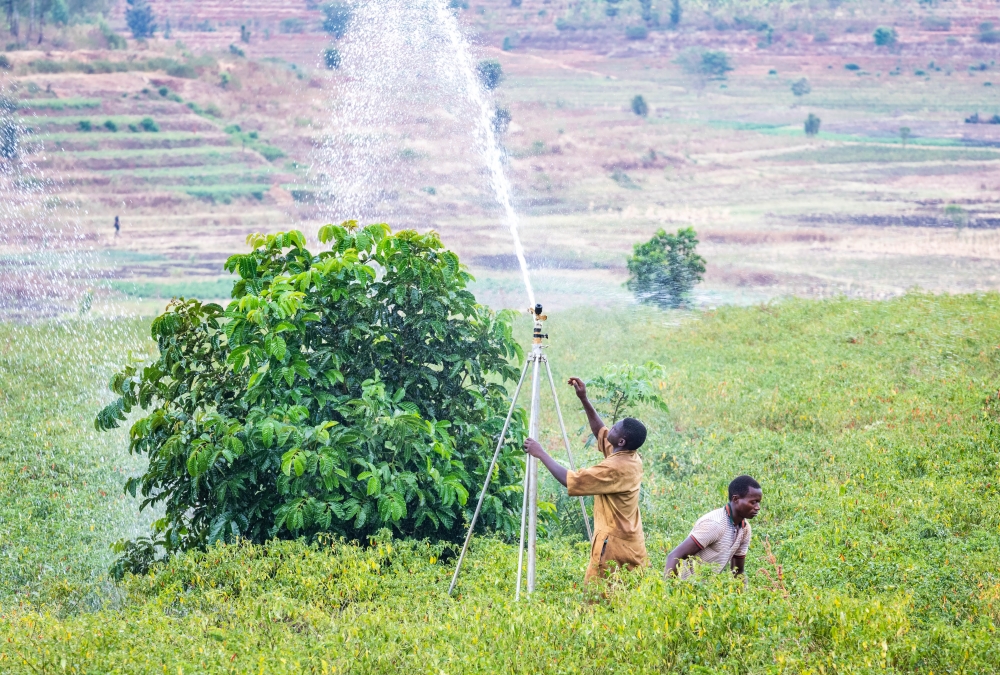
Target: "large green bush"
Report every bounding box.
[97,224,526,571]
[626,227,705,309]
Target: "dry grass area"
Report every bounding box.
[3,0,1000,312]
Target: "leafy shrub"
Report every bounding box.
[502,36,516,51]
[127,123,139,132]
[323,3,352,38]
[676,49,733,79]
[77,120,92,132]
[605,0,622,17]
[257,145,285,162]
[669,0,681,27]
[631,94,649,117]
[586,362,668,424]
[229,44,246,58]
[165,63,197,79]
[979,23,1000,43]
[324,47,341,70]
[103,120,118,132]
[101,22,128,49]
[492,106,511,135]
[139,117,159,132]
[0,55,10,70]
[626,227,705,309]
[96,224,527,570]
[626,25,649,40]
[280,18,306,34]
[921,16,951,32]
[845,63,861,71]
[477,59,504,91]
[873,26,897,47]
[804,112,821,136]
[125,0,156,39]
[791,77,811,96]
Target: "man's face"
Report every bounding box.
[607,421,627,450]
[732,487,763,521]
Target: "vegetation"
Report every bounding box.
[979,22,1000,44]
[625,25,648,40]
[791,77,811,96]
[804,112,821,136]
[626,227,705,309]
[7,295,1000,671]
[323,47,341,70]
[677,49,733,80]
[124,0,155,40]
[477,59,504,91]
[874,26,898,47]
[631,94,648,117]
[96,225,527,575]
[669,0,681,27]
[322,2,351,39]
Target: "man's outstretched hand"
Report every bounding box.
[523,437,568,487]
[567,377,587,399]
[523,437,545,458]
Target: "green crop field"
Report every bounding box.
[3,294,1000,672]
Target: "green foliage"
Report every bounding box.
[804,112,821,136]
[586,361,669,424]
[240,24,251,44]
[669,0,681,27]
[477,59,504,91]
[631,94,648,117]
[125,0,156,40]
[139,117,159,132]
[944,204,968,229]
[0,55,10,70]
[51,0,70,26]
[100,22,128,50]
[980,22,1000,43]
[103,119,118,132]
[677,49,733,79]
[323,47,341,70]
[845,63,861,71]
[626,227,705,309]
[323,2,352,39]
[791,77,811,96]
[229,44,245,58]
[625,25,648,40]
[96,224,527,572]
[873,26,898,47]
[77,120,92,132]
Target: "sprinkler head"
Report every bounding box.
[534,303,543,316]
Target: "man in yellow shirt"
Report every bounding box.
[523,377,648,583]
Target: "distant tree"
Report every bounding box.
[944,204,968,229]
[0,97,19,160]
[791,78,811,96]
[240,24,250,44]
[322,2,351,39]
[899,126,911,147]
[477,59,504,91]
[605,0,622,17]
[627,227,706,309]
[631,95,649,117]
[51,0,68,26]
[125,0,156,39]
[669,0,681,27]
[979,22,1000,43]
[638,0,654,24]
[511,0,522,6]
[677,49,733,80]
[323,47,341,70]
[626,25,648,39]
[804,113,821,136]
[873,26,897,47]
[492,106,511,135]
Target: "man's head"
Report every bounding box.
[607,417,647,451]
[728,475,762,521]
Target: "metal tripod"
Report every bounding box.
[448,304,592,598]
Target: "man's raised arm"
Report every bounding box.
[567,377,604,439]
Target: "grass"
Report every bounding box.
[107,278,236,299]
[2,294,1000,671]
[15,98,102,110]
[770,145,1000,164]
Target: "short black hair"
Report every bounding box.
[728,475,761,500]
[620,417,647,450]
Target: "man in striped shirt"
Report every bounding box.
[664,475,762,582]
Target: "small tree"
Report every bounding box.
[605,0,623,17]
[669,0,681,27]
[477,59,504,91]
[626,227,706,309]
[587,362,669,425]
[492,106,511,135]
[324,47,341,70]
[96,224,527,573]
[638,0,654,24]
[873,26,897,47]
[791,78,811,96]
[0,97,19,160]
[631,95,649,117]
[804,113,821,136]
[677,49,733,81]
[899,126,911,147]
[323,2,351,39]
[125,0,156,40]
[240,24,251,44]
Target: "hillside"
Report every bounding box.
[3,295,1000,671]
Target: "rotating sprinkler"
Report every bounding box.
[448,303,592,598]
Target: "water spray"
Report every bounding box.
[449,302,592,598]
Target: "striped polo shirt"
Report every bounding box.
[679,505,751,579]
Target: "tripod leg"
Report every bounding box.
[544,358,593,542]
[448,356,532,596]
[514,458,529,601]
